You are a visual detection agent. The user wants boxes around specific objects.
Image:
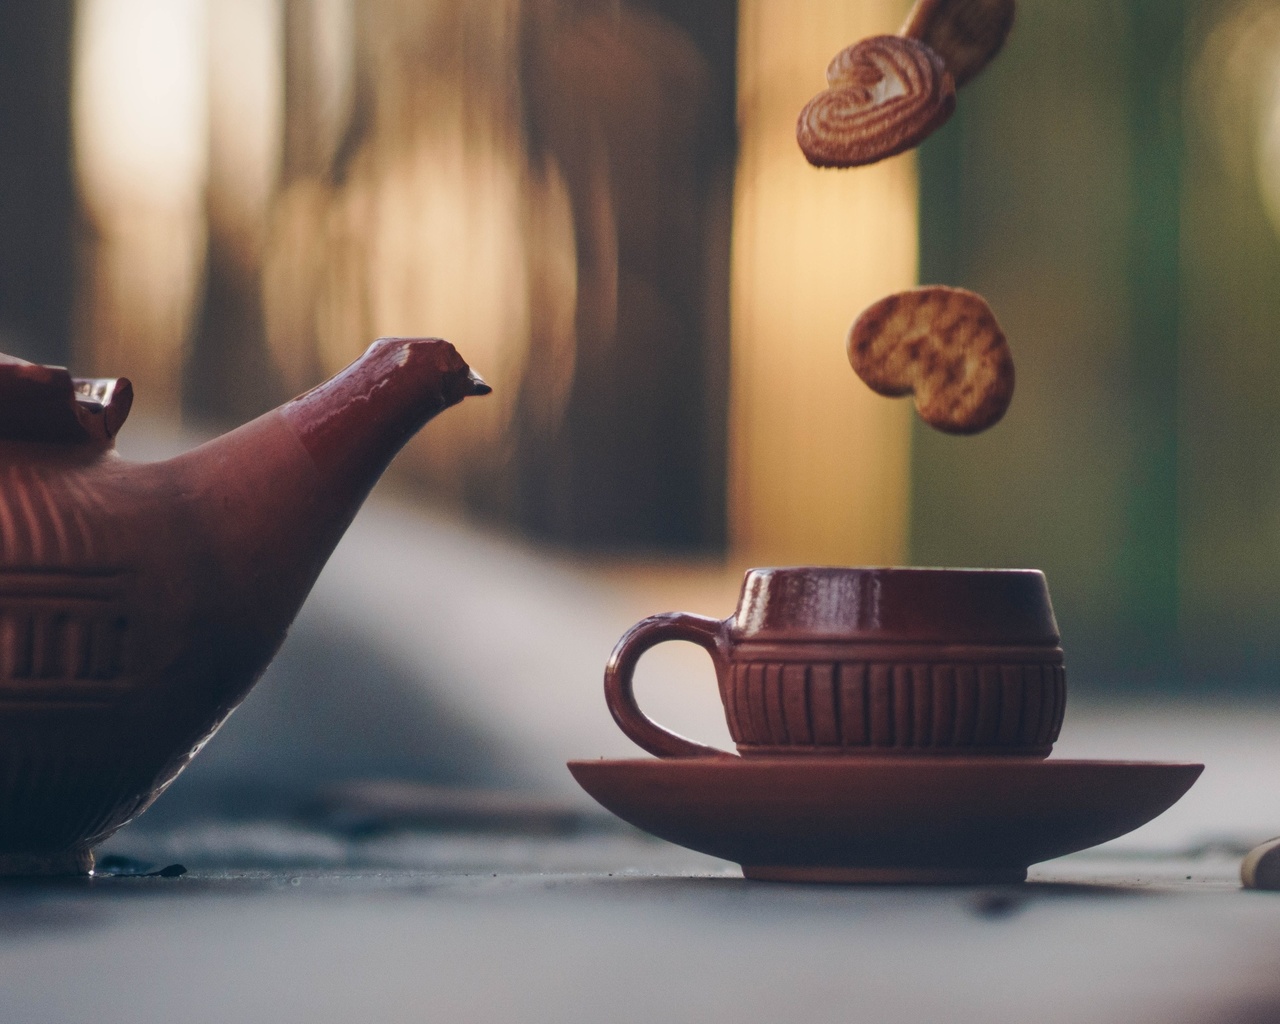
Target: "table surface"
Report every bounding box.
[2,826,1279,1024]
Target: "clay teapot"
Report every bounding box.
[0,338,488,874]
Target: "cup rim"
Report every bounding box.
[730,566,1061,646]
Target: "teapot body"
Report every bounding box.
[0,446,196,871]
[0,338,488,873]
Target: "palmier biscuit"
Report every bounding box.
[797,35,956,169]
[901,0,1016,87]
[847,286,1014,434]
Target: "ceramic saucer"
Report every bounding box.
[567,757,1203,884]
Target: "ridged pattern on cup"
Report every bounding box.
[724,661,1065,754]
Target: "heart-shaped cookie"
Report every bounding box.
[796,35,956,169]
[847,286,1014,434]
[901,0,1016,88]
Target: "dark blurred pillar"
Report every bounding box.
[184,3,287,425]
[645,0,735,551]
[0,0,75,366]
[185,218,283,425]
[519,0,736,550]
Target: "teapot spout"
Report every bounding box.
[159,337,489,714]
[280,336,491,497]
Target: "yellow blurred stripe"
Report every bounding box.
[730,0,917,567]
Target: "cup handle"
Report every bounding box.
[604,612,734,758]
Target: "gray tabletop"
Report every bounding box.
[1,828,1278,1024]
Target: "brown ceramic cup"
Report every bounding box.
[605,567,1065,758]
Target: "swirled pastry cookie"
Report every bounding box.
[847,286,1014,434]
[797,35,956,169]
[902,0,1016,87]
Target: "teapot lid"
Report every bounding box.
[0,354,132,445]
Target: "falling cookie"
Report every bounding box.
[797,35,956,169]
[847,286,1014,434]
[901,0,1016,87]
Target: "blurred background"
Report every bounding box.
[5,0,1280,825]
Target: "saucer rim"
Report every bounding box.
[567,756,1205,771]
[566,756,1204,883]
